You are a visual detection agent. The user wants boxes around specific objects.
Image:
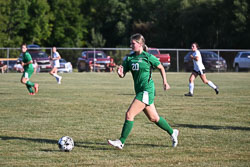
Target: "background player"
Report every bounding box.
[20,44,39,95]
[185,42,219,96]
[49,46,62,84]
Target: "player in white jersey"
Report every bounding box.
[185,42,219,96]
[49,46,62,84]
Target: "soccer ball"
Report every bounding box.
[58,136,74,152]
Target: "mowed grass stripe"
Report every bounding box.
[0,72,249,167]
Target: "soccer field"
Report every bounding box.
[0,72,250,167]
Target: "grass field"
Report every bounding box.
[0,72,250,167]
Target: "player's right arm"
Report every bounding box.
[117,65,125,78]
[21,60,32,67]
[190,51,199,61]
[117,55,129,78]
[21,53,33,67]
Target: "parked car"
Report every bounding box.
[77,51,111,72]
[58,58,73,73]
[18,50,52,72]
[184,51,227,72]
[27,44,41,50]
[233,52,250,72]
[148,48,171,71]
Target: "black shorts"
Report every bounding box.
[193,69,206,75]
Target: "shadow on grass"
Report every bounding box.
[76,141,168,149]
[175,124,250,131]
[117,94,134,96]
[0,136,110,150]
[0,136,169,150]
[0,92,12,95]
[0,136,57,144]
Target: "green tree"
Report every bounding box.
[86,28,106,47]
[0,0,29,47]
[83,0,132,47]
[47,0,87,47]
[25,0,52,45]
[228,0,249,48]
[178,0,222,48]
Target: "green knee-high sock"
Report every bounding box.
[26,84,33,93]
[26,81,35,87]
[119,120,134,144]
[155,117,173,135]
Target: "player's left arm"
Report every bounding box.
[157,64,170,91]
[57,53,61,60]
[55,53,61,60]
[149,54,170,91]
[51,52,61,60]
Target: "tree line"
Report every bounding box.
[0,0,249,49]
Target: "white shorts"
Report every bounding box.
[53,61,60,68]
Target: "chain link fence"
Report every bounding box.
[0,47,249,72]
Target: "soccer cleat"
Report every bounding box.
[171,129,179,147]
[34,83,39,93]
[215,87,219,95]
[108,139,124,150]
[184,92,193,97]
[58,76,62,84]
[29,92,35,95]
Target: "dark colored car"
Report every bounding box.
[27,44,41,50]
[233,52,250,72]
[184,51,227,72]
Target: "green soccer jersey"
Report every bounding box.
[122,51,161,94]
[22,52,33,71]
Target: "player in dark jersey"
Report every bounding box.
[108,33,179,149]
[20,44,39,95]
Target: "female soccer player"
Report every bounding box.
[108,33,179,149]
[20,44,39,95]
[184,42,219,96]
[49,46,62,84]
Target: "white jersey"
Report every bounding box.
[52,51,60,68]
[192,50,205,72]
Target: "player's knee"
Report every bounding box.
[203,80,208,84]
[189,77,194,83]
[148,117,158,123]
[125,112,134,121]
[21,79,26,84]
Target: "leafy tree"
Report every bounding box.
[1,0,250,49]
[25,0,52,45]
[229,0,249,48]
[86,28,106,47]
[83,0,132,47]
[128,0,158,46]
[0,0,29,47]
[178,0,222,48]
[47,0,87,47]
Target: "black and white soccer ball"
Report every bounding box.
[58,136,74,152]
